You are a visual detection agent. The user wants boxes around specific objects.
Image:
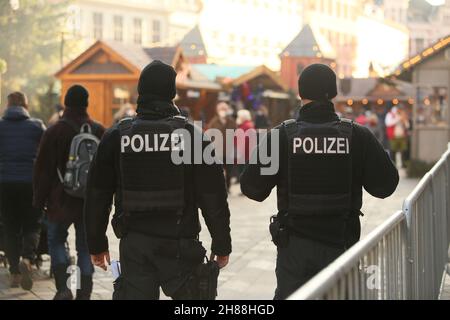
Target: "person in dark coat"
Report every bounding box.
[240,64,399,299]
[33,85,105,300]
[0,92,45,290]
[84,61,231,300]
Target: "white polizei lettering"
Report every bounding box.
[160,134,170,151]
[303,137,314,154]
[323,137,327,154]
[347,139,350,153]
[131,135,144,152]
[337,138,346,154]
[327,138,337,154]
[314,137,323,154]
[121,136,130,153]
[145,134,153,152]
[153,134,159,152]
[293,138,302,154]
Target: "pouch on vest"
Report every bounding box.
[285,119,353,217]
[119,116,187,214]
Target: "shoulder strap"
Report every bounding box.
[118,117,134,135]
[170,115,188,129]
[282,119,297,138]
[339,118,353,143]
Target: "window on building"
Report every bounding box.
[93,12,103,39]
[113,16,123,42]
[415,38,425,52]
[134,18,142,45]
[152,20,161,43]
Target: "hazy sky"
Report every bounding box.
[426,0,445,5]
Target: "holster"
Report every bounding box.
[269,215,289,248]
[173,259,220,300]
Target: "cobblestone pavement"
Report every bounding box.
[0,172,437,300]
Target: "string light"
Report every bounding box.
[377,99,384,105]
[362,98,368,105]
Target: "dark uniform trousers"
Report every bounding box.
[274,235,345,300]
[114,232,203,300]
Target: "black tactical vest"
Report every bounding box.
[119,116,187,214]
[284,119,353,217]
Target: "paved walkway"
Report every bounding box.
[0,172,437,300]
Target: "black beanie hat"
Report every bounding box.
[298,64,338,101]
[64,85,89,109]
[137,60,177,104]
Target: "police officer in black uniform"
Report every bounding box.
[240,64,399,300]
[84,61,232,300]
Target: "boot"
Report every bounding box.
[10,274,21,288]
[19,258,33,291]
[75,275,93,300]
[52,264,73,300]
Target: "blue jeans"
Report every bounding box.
[47,219,94,276]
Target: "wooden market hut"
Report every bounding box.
[55,40,219,127]
[191,64,292,124]
[335,77,415,116]
[392,35,450,163]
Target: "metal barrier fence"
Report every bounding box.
[289,148,450,300]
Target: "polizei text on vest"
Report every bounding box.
[293,136,350,154]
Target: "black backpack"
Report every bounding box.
[57,119,100,199]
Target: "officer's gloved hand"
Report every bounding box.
[210,254,229,269]
[91,251,110,271]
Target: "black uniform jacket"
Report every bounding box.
[240,101,399,247]
[84,102,232,256]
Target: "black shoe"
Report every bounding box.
[52,264,73,300]
[53,290,74,300]
[19,259,33,291]
[76,275,93,300]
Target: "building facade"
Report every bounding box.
[378,0,450,56]
[198,0,305,70]
[66,0,201,48]
[302,0,364,78]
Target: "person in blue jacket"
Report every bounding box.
[0,92,45,290]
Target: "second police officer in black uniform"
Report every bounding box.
[84,61,232,300]
[240,64,399,300]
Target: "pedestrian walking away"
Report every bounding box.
[84,60,232,300]
[240,64,400,300]
[33,85,105,300]
[0,92,46,290]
